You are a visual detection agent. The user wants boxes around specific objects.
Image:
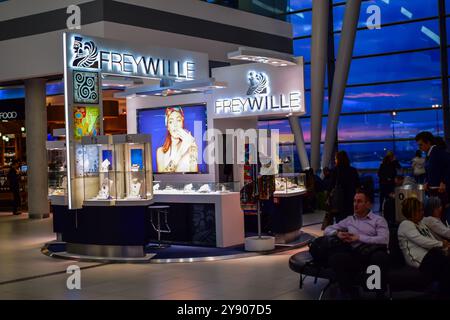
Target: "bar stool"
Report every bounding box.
[148,205,171,248]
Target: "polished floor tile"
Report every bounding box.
[0,212,322,300]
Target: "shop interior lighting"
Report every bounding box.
[227,47,297,66]
[101,75,145,88]
[114,78,227,98]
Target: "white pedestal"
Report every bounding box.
[244,236,275,252]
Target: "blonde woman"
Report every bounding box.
[398,197,450,295]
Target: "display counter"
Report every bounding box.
[153,191,244,248]
[52,204,151,257]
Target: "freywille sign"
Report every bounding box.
[64,32,209,209]
[70,35,197,80]
[212,63,305,118]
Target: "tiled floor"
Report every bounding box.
[0,211,327,300]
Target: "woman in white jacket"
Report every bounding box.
[422,197,450,240]
[398,197,450,295]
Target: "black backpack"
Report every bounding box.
[308,235,350,266]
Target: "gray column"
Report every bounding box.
[310,0,329,172]
[25,78,49,219]
[321,0,362,169]
[288,116,310,171]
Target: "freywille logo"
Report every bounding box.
[247,71,268,95]
[214,70,301,116]
[72,36,99,69]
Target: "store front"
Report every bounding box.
[46,32,309,261]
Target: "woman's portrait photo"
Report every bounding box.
[156,107,199,173]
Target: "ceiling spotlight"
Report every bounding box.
[228,47,297,66]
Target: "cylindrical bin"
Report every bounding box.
[395,184,425,223]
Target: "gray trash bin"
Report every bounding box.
[395,183,425,223]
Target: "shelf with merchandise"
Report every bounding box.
[46,140,68,202]
[113,134,153,205]
[81,135,117,205]
[153,181,240,195]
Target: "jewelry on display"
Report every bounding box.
[183,183,194,192]
[198,184,211,193]
[128,178,141,199]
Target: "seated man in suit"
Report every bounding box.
[324,189,390,298]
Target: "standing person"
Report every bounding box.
[377,151,401,213]
[398,197,450,296]
[7,159,21,215]
[327,151,360,223]
[412,150,426,184]
[415,132,450,223]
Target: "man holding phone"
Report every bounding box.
[324,189,390,298]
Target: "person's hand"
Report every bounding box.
[336,231,348,240]
[439,182,446,193]
[442,239,449,248]
[176,129,196,155]
[343,233,359,243]
[424,183,429,191]
[176,128,194,143]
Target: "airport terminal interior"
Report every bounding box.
[0,0,449,300]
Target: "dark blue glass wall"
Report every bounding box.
[286,0,445,177]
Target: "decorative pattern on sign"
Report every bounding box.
[72,36,99,69]
[73,71,99,104]
[247,71,268,95]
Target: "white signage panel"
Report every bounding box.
[67,33,209,81]
[211,63,305,119]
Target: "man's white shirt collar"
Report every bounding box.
[427,145,436,157]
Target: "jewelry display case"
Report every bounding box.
[81,135,116,206]
[274,173,306,195]
[113,134,153,205]
[46,140,67,205]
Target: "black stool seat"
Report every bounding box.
[148,205,170,209]
[289,251,335,280]
[148,205,171,249]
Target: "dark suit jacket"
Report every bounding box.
[425,146,450,189]
[330,166,360,216]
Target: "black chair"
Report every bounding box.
[288,227,434,300]
[289,251,335,300]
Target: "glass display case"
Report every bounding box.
[153,181,240,194]
[113,134,153,204]
[46,140,67,204]
[274,173,306,195]
[81,135,116,205]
